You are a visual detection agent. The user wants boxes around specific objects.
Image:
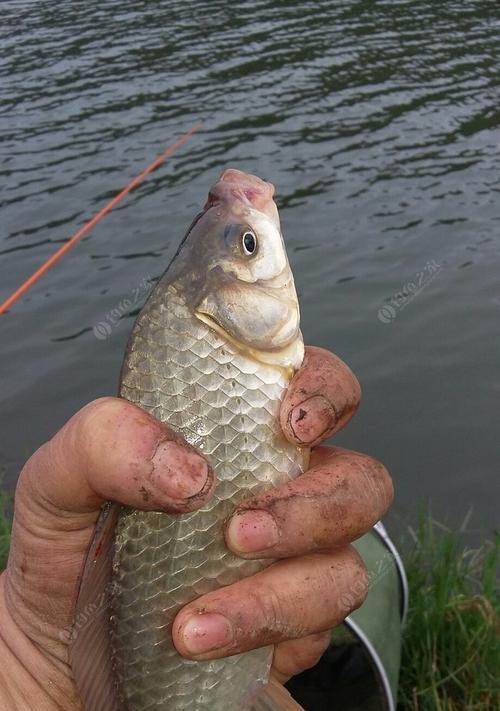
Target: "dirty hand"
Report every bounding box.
[0,346,392,709]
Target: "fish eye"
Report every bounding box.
[242,230,257,256]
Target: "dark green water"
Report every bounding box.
[1,1,499,533]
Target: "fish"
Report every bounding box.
[70,169,309,711]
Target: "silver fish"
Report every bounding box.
[71,169,308,711]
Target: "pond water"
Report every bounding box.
[1,0,499,534]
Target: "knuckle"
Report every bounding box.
[348,549,369,608]
[257,584,306,640]
[363,456,393,509]
[76,397,132,436]
[336,547,369,615]
[51,398,143,488]
[16,441,50,502]
[20,439,48,477]
[349,370,362,403]
[73,397,161,461]
[375,463,394,508]
[347,452,394,512]
[258,585,284,633]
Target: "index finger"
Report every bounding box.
[280,346,361,447]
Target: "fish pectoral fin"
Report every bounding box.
[250,675,305,711]
[69,502,123,711]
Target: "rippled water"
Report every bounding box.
[1,1,499,532]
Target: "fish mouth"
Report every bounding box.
[204,168,280,227]
[195,309,301,373]
[194,311,244,348]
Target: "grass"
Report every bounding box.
[398,516,499,710]
[0,494,497,709]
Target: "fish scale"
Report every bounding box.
[112,284,306,710]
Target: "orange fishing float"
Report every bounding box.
[0,122,202,315]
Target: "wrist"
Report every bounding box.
[0,572,82,710]
[0,629,32,711]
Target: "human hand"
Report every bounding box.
[0,346,392,709]
[173,346,393,682]
[0,397,216,709]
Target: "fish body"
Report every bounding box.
[73,170,307,711]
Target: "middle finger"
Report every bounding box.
[224,446,393,558]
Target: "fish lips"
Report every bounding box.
[204,168,280,228]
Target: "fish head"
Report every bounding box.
[169,169,303,369]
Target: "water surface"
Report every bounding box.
[1,0,499,533]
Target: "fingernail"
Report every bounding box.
[290,395,336,444]
[226,510,280,553]
[152,440,209,499]
[181,613,233,655]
